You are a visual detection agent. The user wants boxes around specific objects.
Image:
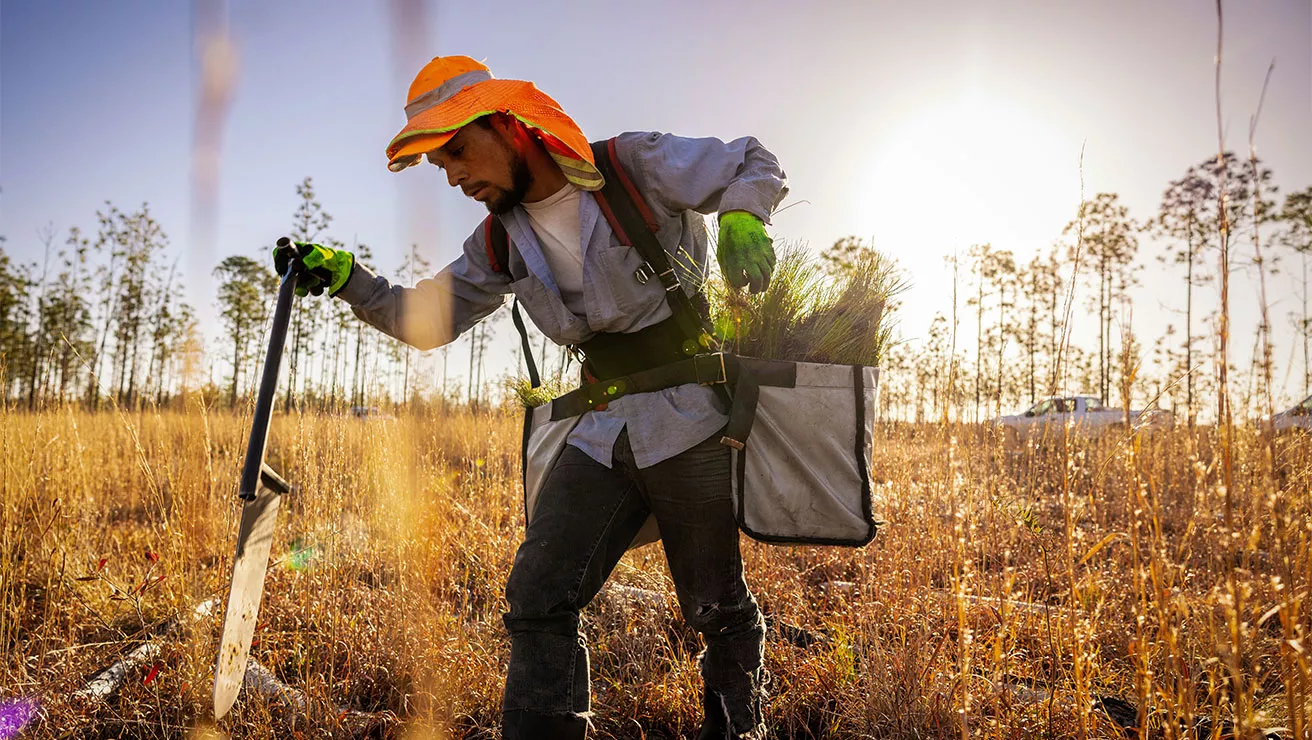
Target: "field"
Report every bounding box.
[2,407,1309,738]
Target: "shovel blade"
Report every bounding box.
[213,465,288,719]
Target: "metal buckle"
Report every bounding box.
[634,262,653,285]
[693,352,727,385]
[660,268,681,293]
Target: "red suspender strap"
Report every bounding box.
[482,215,503,273]
[606,137,660,233]
[591,190,630,246]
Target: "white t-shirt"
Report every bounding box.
[521,183,584,313]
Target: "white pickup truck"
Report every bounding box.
[1267,394,1312,435]
[993,395,1173,443]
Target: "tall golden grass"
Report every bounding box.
[3,405,1309,738]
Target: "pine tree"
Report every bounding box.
[1064,193,1139,402]
[397,243,433,405]
[42,228,96,404]
[1018,251,1062,405]
[1156,171,1214,424]
[1279,187,1312,398]
[85,204,168,409]
[987,249,1016,417]
[25,227,57,408]
[350,243,375,409]
[0,244,34,402]
[214,255,279,407]
[966,243,1015,420]
[285,177,333,410]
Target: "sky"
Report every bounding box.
[2,0,1310,408]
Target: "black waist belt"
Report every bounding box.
[576,314,699,380]
[549,352,736,421]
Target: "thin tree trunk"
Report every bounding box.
[286,310,302,410]
[468,326,477,403]
[1049,280,1060,393]
[1100,260,1109,400]
[126,323,141,409]
[1028,297,1037,405]
[353,322,364,408]
[27,231,55,409]
[403,345,411,406]
[230,333,241,407]
[329,319,340,409]
[1186,237,1195,426]
[1304,252,1309,396]
[994,288,1001,416]
[441,346,449,404]
[975,280,983,422]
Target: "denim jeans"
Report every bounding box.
[502,428,766,732]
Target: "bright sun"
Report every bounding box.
[856,92,1081,277]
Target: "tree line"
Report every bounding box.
[0,176,514,414]
[2,153,1310,419]
[0,203,197,410]
[875,151,1311,425]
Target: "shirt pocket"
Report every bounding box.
[590,244,667,330]
[510,274,589,344]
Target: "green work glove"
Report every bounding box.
[272,241,355,297]
[717,211,775,293]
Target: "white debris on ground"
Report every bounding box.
[68,595,394,735]
[72,598,219,702]
[602,582,666,610]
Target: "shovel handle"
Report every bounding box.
[238,239,299,501]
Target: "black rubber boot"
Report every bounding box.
[502,709,588,740]
[697,690,730,740]
[697,687,767,739]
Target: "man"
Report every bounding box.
[275,55,786,739]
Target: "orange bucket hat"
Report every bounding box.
[386,55,604,191]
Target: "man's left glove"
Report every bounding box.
[717,211,775,294]
[272,241,355,297]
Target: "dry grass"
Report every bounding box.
[2,407,1310,738]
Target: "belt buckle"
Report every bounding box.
[693,352,727,385]
[634,262,653,285]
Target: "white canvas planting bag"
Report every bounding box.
[521,402,580,524]
[518,355,882,549]
[520,401,662,549]
[720,357,881,546]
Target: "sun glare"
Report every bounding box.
[858,92,1080,276]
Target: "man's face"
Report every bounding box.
[426,118,531,215]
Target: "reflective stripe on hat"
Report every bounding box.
[403,69,495,119]
[549,152,604,190]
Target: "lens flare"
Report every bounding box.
[286,538,317,572]
[0,698,40,739]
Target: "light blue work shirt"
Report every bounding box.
[337,131,789,468]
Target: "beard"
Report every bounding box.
[484,146,532,215]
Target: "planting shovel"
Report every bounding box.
[213,238,300,720]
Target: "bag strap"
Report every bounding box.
[483,214,510,274]
[511,299,539,389]
[588,138,715,355]
[482,214,542,388]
